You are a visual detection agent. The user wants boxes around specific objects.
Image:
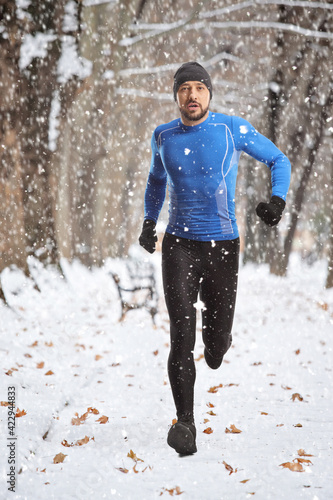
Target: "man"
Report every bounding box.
[139,62,291,455]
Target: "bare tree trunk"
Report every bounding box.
[0,1,28,278]
[325,161,333,289]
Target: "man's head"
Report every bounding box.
[173,62,213,100]
[173,62,212,126]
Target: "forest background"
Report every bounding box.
[1,0,332,290]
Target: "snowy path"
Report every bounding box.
[0,253,332,500]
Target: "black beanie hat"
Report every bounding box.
[173,62,213,101]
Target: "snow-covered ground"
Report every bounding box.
[0,250,332,500]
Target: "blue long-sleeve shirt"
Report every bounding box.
[144,111,291,241]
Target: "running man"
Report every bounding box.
[139,62,291,455]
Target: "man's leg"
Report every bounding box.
[201,238,240,369]
[162,233,201,423]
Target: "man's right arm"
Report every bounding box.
[139,131,167,253]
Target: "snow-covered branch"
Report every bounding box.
[209,20,333,40]
[117,52,240,78]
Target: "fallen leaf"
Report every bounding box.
[95,354,103,361]
[116,467,129,474]
[45,370,54,376]
[222,461,237,475]
[76,436,92,446]
[281,385,292,390]
[87,407,99,415]
[24,353,32,358]
[261,412,268,415]
[29,341,38,347]
[296,458,312,465]
[194,353,204,361]
[45,342,53,347]
[1,401,10,406]
[127,449,144,463]
[53,453,66,464]
[295,349,301,355]
[298,449,314,457]
[203,427,213,434]
[160,486,183,496]
[203,418,210,424]
[206,403,215,408]
[71,411,88,426]
[153,350,159,356]
[96,415,108,424]
[225,424,242,434]
[172,418,177,425]
[240,479,250,484]
[294,423,303,428]
[291,393,303,402]
[37,362,45,369]
[252,361,262,366]
[16,408,27,418]
[208,384,223,393]
[280,460,303,472]
[62,436,93,447]
[207,410,216,416]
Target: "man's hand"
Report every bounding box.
[139,219,158,253]
[256,196,286,227]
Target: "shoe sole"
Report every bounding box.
[167,423,197,455]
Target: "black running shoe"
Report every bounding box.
[167,421,197,455]
[204,347,223,370]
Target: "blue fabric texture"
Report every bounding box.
[144,111,291,241]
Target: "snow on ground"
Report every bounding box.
[0,250,332,500]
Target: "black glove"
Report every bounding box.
[256,196,286,227]
[139,219,158,254]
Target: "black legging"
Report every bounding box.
[162,232,240,422]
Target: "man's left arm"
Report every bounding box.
[233,117,291,227]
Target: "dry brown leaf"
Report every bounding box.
[203,418,210,424]
[291,393,303,402]
[261,412,268,415]
[29,341,38,347]
[194,353,204,361]
[252,361,262,366]
[207,410,216,416]
[153,350,159,356]
[206,402,215,408]
[45,342,53,347]
[45,370,54,376]
[294,423,303,428]
[24,353,32,358]
[240,479,250,484]
[298,449,314,457]
[295,349,301,355]
[1,401,10,406]
[76,436,92,446]
[172,418,177,425]
[208,384,223,393]
[281,385,292,390]
[95,354,103,361]
[87,407,99,415]
[222,461,237,475]
[203,427,213,434]
[280,461,303,472]
[37,362,45,369]
[127,449,144,463]
[71,411,88,426]
[16,408,27,418]
[116,467,129,474]
[96,415,108,424]
[62,436,93,447]
[296,458,312,465]
[160,486,183,496]
[53,453,67,464]
[225,424,242,434]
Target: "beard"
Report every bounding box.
[179,102,209,123]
